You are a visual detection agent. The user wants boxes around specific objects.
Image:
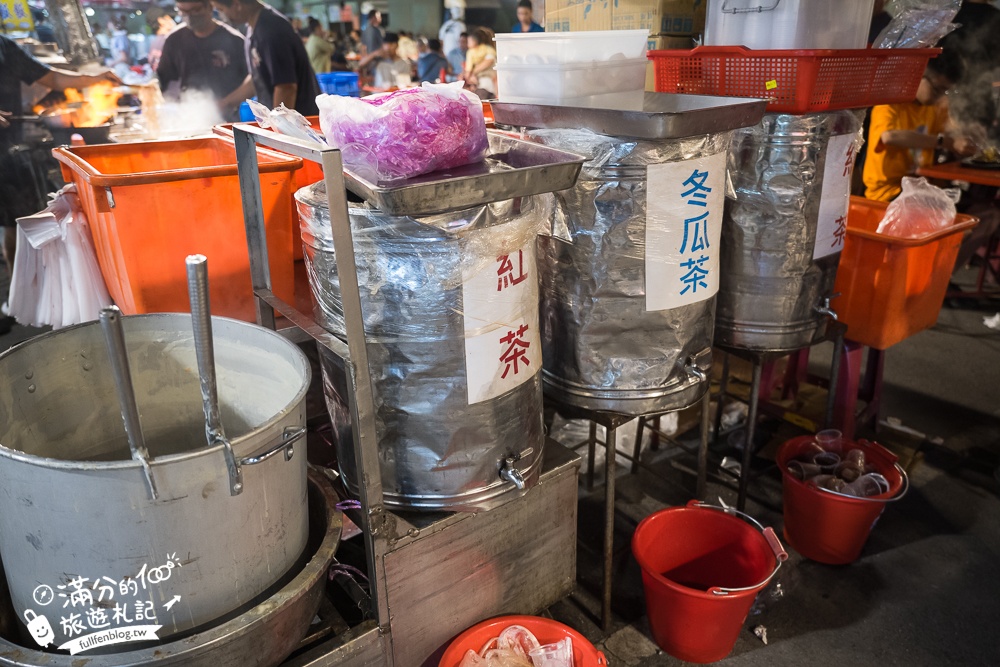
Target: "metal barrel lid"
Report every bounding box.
[491,92,769,140]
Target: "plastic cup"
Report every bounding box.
[816,429,844,454]
[529,638,573,667]
[787,460,822,480]
[843,473,890,498]
[812,451,841,473]
[834,461,863,483]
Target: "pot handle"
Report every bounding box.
[186,255,244,496]
[99,307,159,500]
[684,501,789,596]
[241,426,306,466]
[721,0,782,14]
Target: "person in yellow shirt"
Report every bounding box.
[863,52,977,202]
[462,28,497,97]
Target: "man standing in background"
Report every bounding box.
[212,0,320,115]
[158,0,249,120]
[306,17,334,74]
[512,0,544,33]
[447,32,468,83]
[361,9,384,56]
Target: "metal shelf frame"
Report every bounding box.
[232,125,391,663]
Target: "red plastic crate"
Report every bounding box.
[649,46,940,114]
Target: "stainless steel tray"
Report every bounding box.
[343,130,585,216]
[491,93,769,140]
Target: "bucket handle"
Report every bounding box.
[721,0,782,14]
[685,501,789,596]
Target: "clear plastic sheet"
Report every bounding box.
[873,0,961,48]
[296,182,546,510]
[248,100,328,145]
[522,127,732,413]
[316,81,488,182]
[716,110,866,351]
[876,176,960,238]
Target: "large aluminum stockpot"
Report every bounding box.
[716,111,864,352]
[0,314,310,652]
[297,182,545,511]
[0,468,342,667]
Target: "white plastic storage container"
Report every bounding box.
[496,58,647,107]
[704,0,875,50]
[495,29,649,66]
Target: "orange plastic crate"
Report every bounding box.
[832,197,978,350]
[214,118,325,261]
[54,137,302,322]
[648,46,940,114]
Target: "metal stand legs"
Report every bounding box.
[552,394,712,634]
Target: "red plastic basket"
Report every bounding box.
[649,46,940,114]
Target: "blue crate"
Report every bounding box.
[238,98,257,121]
[317,72,360,97]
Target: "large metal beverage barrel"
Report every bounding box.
[527,128,734,415]
[0,314,310,653]
[715,111,864,352]
[296,182,545,511]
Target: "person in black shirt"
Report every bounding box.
[0,35,120,331]
[212,0,320,115]
[157,0,249,120]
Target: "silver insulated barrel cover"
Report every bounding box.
[296,182,546,511]
[527,128,734,415]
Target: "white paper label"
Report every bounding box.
[462,241,541,405]
[645,152,727,311]
[815,133,857,259]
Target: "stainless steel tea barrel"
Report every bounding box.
[0,314,310,652]
[527,128,733,414]
[716,111,864,352]
[492,94,766,416]
[296,182,545,511]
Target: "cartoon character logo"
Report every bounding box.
[23,609,55,647]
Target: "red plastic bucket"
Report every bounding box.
[778,436,908,565]
[439,615,607,666]
[631,501,788,663]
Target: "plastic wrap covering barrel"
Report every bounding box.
[716,111,864,352]
[296,182,545,511]
[526,129,732,415]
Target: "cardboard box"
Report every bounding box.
[545,0,705,36]
[647,33,696,51]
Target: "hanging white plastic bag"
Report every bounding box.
[876,176,960,238]
[316,81,488,182]
[8,184,112,329]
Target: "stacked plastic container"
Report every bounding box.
[704,0,875,50]
[495,30,649,107]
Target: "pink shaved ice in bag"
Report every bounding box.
[317,81,489,182]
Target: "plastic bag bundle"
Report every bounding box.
[8,184,112,329]
[873,0,961,48]
[876,176,960,238]
[248,99,328,145]
[317,81,488,182]
[458,625,573,667]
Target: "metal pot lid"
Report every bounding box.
[491,92,768,140]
